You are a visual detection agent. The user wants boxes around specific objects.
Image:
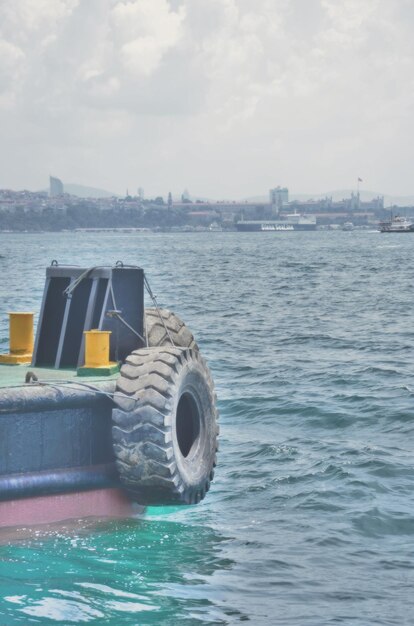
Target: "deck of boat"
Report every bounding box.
[0,363,119,389]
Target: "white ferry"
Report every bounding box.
[379,215,414,233]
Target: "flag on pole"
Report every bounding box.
[358,177,363,182]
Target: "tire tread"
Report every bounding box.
[112,342,217,505]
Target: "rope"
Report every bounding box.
[60,262,173,348]
[144,274,175,347]
[62,263,143,298]
[63,267,98,298]
[109,280,146,344]
[26,378,138,409]
[109,309,146,344]
[143,306,149,348]
[61,263,146,345]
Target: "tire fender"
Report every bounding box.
[112,347,218,505]
[145,308,198,350]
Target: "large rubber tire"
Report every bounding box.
[112,346,218,505]
[145,308,198,350]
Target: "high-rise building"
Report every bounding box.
[269,186,289,211]
[50,176,64,197]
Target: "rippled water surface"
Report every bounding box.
[0,231,414,625]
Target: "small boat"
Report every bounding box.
[209,221,223,232]
[342,222,354,231]
[379,215,414,233]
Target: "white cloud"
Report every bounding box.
[0,39,25,86]
[110,0,185,76]
[0,0,79,44]
[1,0,414,197]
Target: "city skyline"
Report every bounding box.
[1,2,414,197]
[0,178,404,209]
[3,177,414,208]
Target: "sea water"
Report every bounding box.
[0,231,413,625]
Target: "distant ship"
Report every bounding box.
[209,221,223,232]
[236,213,317,232]
[379,215,414,233]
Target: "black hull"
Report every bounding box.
[0,381,118,502]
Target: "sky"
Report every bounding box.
[1,0,414,199]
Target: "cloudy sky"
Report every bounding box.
[1,0,413,198]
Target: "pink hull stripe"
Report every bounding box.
[0,488,134,528]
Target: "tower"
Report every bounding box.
[269,186,288,215]
[49,176,64,197]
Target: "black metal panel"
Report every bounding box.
[60,278,93,367]
[32,265,145,368]
[91,278,109,328]
[35,277,70,366]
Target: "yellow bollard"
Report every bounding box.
[10,312,34,354]
[77,329,119,376]
[84,329,111,367]
[0,312,34,364]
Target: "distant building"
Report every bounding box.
[50,176,64,197]
[138,187,145,200]
[269,186,289,211]
[288,194,384,214]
